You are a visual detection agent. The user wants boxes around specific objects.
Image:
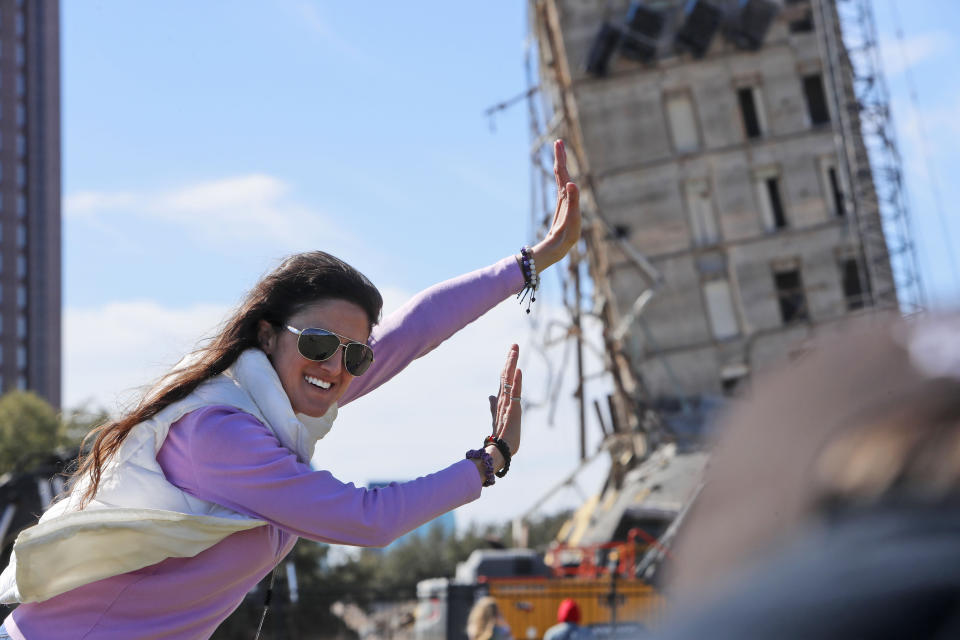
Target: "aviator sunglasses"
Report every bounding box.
[285,325,375,376]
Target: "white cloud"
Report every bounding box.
[878,31,952,77]
[285,0,377,66]
[160,174,285,213]
[64,174,355,253]
[65,191,137,217]
[64,300,232,411]
[63,293,612,529]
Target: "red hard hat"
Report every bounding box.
[557,598,581,624]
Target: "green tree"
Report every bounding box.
[0,391,66,474]
[61,403,111,448]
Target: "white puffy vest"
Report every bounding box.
[0,349,336,604]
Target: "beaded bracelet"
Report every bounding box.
[517,246,539,314]
[466,448,496,487]
[484,435,512,478]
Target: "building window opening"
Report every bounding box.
[789,9,814,33]
[720,378,743,398]
[721,364,749,397]
[774,267,809,323]
[721,376,742,395]
[840,257,870,311]
[827,167,845,216]
[665,92,701,152]
[803,74,830,125]
[765,177,787,229]
[755,169,789,231]
[703,279,740,340]
[685,178,719,246]
[819,157,846,218]
[737,86,764,139]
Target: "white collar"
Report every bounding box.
[225,348,337,463]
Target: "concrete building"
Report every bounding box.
[0,0,60,406]
[532,0,895,409]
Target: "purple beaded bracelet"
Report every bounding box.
[517,246,539,314]
[466,448,496,487]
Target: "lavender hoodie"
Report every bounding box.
[4,256,523,639]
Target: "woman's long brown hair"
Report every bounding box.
[72,251,382,507]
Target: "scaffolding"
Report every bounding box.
[815,0,925,313]
[522,0,926,465]
[524,0,666,473]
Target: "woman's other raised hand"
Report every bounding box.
[482,345,522,477]
[493,344,522,457]
[532,139,581,271]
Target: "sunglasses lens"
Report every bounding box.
[344,343,374,376]
[297,332,341,361]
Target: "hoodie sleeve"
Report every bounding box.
[158,405,482,546]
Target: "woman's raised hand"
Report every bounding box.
[532,139,581,271]
[488,344,522,465]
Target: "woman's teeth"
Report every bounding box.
[305,375,331,390]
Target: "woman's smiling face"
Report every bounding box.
[259,298,371,417]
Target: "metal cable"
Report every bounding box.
[887,0,960,298]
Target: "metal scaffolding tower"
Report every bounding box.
[517,0,927,521]
[816,0,925,313]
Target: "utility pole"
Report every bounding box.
[607,550,620,634]
[571,248,586,461]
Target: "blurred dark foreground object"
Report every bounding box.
[656,312,960,639]
[657,503,960,639]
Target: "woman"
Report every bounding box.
[0,141,580,639]
[467,596,513,640]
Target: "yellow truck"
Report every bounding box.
[415,548,663,640]
[486,576,662,639]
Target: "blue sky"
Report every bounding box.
[870,1,960,306]
[61,1,960,525]
[63,1,531,307]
